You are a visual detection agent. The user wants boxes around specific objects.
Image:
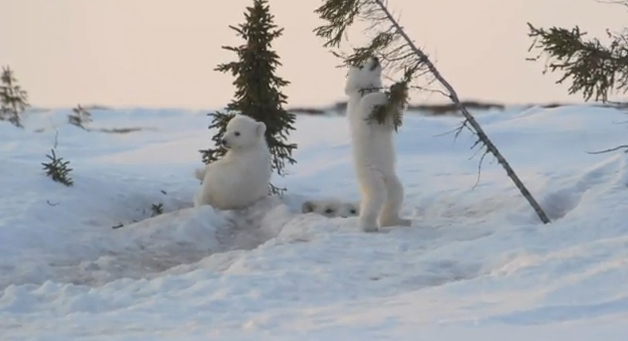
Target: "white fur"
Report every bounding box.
[301,198,360,218]
[193,114,271,210]
[344,57,412,232]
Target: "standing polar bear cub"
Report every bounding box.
[345,56,412,232]
[194,114,271,210]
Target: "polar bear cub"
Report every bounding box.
[301,198,360,218]
[344,56,412,232]
[193,114,271,210]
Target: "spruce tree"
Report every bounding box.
[200,0,297,195]
[0,66,29,128]
[68,104,93,130]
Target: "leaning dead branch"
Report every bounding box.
[315,0,551,224]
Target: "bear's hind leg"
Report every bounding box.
[379,173,412,227]
[358,173,387,232]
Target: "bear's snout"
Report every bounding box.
[370,56,379,70]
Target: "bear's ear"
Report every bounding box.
[256,121,266,137]
[302,201,315,213]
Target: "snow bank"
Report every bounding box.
[1,105,628,340]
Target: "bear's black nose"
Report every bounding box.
[370,56,380,70]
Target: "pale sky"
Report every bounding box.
[0,0,625,109]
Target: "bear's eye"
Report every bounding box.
[349,209,357,214]
[324,208,334,214]
[234,131,240,136]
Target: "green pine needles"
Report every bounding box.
[200,0,297,195]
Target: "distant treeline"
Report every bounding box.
[287,100,628,116]
[28,100,627,117]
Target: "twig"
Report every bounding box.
[54,129,59,149]
[453,119,474,141]
[47,118,59,149]
[473,151,490,190]
[433,125,468,138]
[595,0,628,9]
[409,85,449,98]
[587,144,628,154]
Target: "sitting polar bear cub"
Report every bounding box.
[345,56,412,232]
[301,198,359,218]
[193,114,271,210]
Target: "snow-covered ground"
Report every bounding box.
[1,104,627,340]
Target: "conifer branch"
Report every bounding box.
[528,4,628,160]
[528,23,628,102]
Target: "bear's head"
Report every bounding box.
[344,56,383,96]
[221,114,267,151]
[302,199,360,218]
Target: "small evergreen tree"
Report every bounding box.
[68,104,93,130]
[0,66,30,128]
[42,149,74,187]
[199,0,297,195]
[151,203,164,217]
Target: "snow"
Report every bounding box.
[1,104,628,340]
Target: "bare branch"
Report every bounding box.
[473,150,490,190]
[432,122,473,138]
[454,119,474,141]
[595,0,628,10]
[53,126,59,149]
[586,144,628,154]
[409,85,450,98]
